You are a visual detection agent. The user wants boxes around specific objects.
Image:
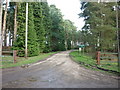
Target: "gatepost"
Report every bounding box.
[97,51,100,65]
[13,50,17,63]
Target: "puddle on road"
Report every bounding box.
[27,77,37,82]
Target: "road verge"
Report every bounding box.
[69,51,120,76]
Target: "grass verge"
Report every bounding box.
[70,51,119,75]
[1,52,57,69]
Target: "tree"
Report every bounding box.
[13,2,40,57]
[27,3,39,56]
[2,0,8,46]
[41,2,52,53]
[5,1,81,58]
[14,2,18,41]
[33,2,45,53]
[49,5,65,51]
[63,20,77,50]
[79,2,117,52]
[13,2,26,56]
[0,1,3,58]
[6,2,15,46]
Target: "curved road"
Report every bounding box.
[2,51,119,88]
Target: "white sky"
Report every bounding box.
[47,0,85,30]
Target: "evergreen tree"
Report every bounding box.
[6,2,15,46]
[13,3,40,56]
[79,2,117,52]
[27,3,39,56]
[41,2,52,53]
[33,2,45,53]
[13,3,26,56]
[63,20,77,50]
[49,5,65,51]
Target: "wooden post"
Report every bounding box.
[13,50,17,63]
[25,3,28,58]
[97,51,100,65]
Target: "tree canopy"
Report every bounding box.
[79,2,118,52]
[2,2,78,57]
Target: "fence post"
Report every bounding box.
[97,51,100,65]
[13,50,17,63]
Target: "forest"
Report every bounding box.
[0,1,80,57]
[0,0,119,58]
[79,1,120,53]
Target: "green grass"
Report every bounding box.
[99,60,119,72]
[70,51,97,66]
[70,51,119,73]
[1,52,57,69]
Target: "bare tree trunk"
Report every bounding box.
[13,3,18,63]
[64,27,68,50]
[25,3,28,58]
[71,32,74,49]
[14,3,17,41]
[65,40,67,50]
[4,30,7,46]
[0,2,3,88]
[0,2,3,57]
[9,31,11,46]
[2,0,8,44]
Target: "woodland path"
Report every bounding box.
[2,51,119,88]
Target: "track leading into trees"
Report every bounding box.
[2,51,119,88]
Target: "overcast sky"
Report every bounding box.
[47,0,85,30]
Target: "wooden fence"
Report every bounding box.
[2,50,17,63]
[2,47,28,63]
[96,51,118,65]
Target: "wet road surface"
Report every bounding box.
[2,51,119,88]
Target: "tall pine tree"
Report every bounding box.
[33,2,45,53]
[27,3,39,56]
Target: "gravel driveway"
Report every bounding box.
[2,51,119,88]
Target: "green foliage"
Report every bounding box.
[13,3,40,57]
[13,2,26,56]
[6,2,15,41]
[63,20,78,50]
[79,2,117,52]
[9,2,78,57]
[33,2,46,53]
[41,2,52,53]
[28,3,39,56]
[49,5,66,51]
